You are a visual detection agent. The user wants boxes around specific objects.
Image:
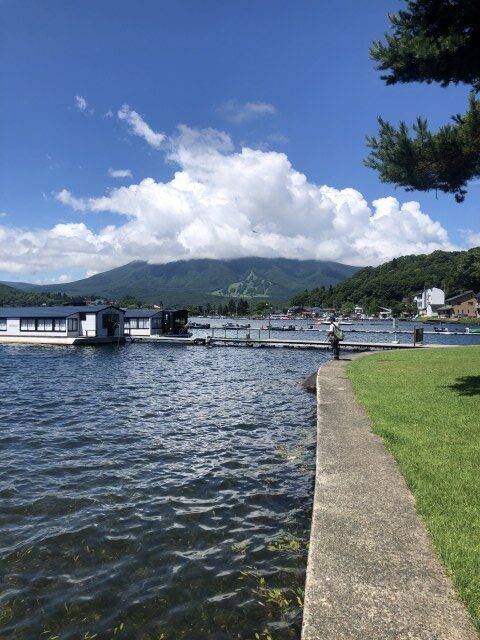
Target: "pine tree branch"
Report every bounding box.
[365,95,480,202]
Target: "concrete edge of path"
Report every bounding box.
[301,354,478,640]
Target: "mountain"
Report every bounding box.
[0,281,44,292]
[2,258,359,305]
[291,247,480,311]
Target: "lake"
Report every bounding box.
[0,343,328,640]
[2,321,477,639]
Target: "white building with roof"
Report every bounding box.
[124,309,190,338]
[412,288,445,316]
[0,306,124,344]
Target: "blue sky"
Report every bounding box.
[0,0,477,282]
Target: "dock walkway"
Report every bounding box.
[208,335,419,350]
[301,357,477,640]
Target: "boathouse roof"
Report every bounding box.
[124,309,162,318]
[0,305,122,318]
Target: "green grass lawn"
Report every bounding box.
[346,347,480,633]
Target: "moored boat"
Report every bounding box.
[221,322,251,329]
[465,326,480,334]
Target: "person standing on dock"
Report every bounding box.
[328,315,343,360]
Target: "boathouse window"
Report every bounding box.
[20,318,36,331]
[0,319,6,331]
[54,319,66,332]
[124,317,148,329]
[36,319,53,331]
[68,318,78,332]
[151,317,161,329]
[19,318,66,332]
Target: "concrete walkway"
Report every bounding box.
[302,357,478,640]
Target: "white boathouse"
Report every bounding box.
[124,309,190,338]
[124,309,162,337]
[0,306,125,345]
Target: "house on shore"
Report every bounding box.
[287,306,332,319]
[0,306,125,345]
[412,287,445,317]
[124,309,189,337]
[287,306,310,317]
[437,291,479,318]
[378,307,392,320]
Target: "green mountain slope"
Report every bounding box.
[2,258,359,305]
[0,283,75,306]
[292,247,480,310]
[212,270,274,298]
[0,281,44,292]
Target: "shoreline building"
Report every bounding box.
[124,309,190,338]
[437,291,480,318]
[0,306,125,345]
[413,288,445,317]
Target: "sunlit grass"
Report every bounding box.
[347,347,480,632]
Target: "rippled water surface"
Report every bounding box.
[0,343,329,640]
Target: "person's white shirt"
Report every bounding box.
[329,321,338,333]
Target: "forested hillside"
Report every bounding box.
[291,248,480,313]
[0,283,76,307]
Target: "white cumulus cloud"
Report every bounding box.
[0,119,459,279]
[55,189,88,211]
[74,95,94,115]
[118,104,165,148]
[462,230,480,247]
[74,95,88,111]
[218,100,277,123]
[108,168,133,178]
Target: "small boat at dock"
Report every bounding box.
[433,326,462,335]
[221,322,251,329]
[270,325,296,332]
[465,326,480,334]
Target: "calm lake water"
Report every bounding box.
[0,343,329,640]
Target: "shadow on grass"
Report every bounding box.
[447,376,480,396]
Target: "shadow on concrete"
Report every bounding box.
[448,376,480,396]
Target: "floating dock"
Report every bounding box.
[126,331,421,350]
[205,335,420,350]
[128,335,203,345]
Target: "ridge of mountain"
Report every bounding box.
[1,257,359,305]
